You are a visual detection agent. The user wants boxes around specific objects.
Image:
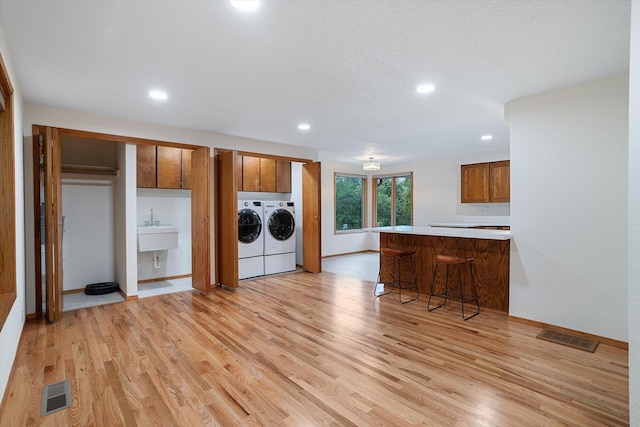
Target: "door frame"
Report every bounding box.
[31,126,212,318]
[214,149,321,289]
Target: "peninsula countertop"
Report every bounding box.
[371,225,511,241]
[376,225,511,311]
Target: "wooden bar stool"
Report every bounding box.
[427,254,480,320]
[374,248,418,304]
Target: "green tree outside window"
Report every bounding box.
[335,175,364,231]
[376,174,412,227]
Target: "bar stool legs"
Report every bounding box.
[374,248,418,304]
[427,254,480,320]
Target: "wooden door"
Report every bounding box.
[302,162,321,273]
[215,150,239,288]
[242,155,260,192]
[32,135,43,318]
[461,163,490,203]
[490,160,510,202]
[36,126,63,322]
[157,146,182,189]
[191,146,211,293]
[181,149,192,189]
[236,155,243,190]
[260,158,276,192]
[276,160,292,193]
[136,144,156,188]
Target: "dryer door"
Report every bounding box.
[238,209,262,243]
[267,209,295,241]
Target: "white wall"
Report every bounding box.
[0,24,26,407]
[136,189,192,280]
[508,74,629,341]
[114,143,138,298]
[318,161,372,257]
[628,2,639,423]
[319,150,510,256]
[61,177,116,290]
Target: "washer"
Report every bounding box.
[238,200,264,279]
[263,200,296,275]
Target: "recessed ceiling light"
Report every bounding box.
[481,135,493,141]
[298,123,311,131]
[230,0,260,12]
[416,84,435,94]
[149,90,168,100]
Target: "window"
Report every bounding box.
[0,52,16,331]
[374,173,413,227]
[335,174,367,232]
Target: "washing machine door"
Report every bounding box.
[238,209,262,243]
[267,209,295,241]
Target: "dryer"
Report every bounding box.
[263,200,296,275]
[238,200,264,279]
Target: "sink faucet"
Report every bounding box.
[150,209,154,224]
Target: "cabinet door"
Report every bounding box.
[181,149,192,189]
[276,160,292,193]
[137,144,157,188]
[242,155,261,192]
[461,163,490,203]
[490,160,510,202]
[236,155,243,190]
[260,158,276,192]
[157,146,182,189]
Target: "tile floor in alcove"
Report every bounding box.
[62,277,192,311]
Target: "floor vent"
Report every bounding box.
[41,379,71,416]
[536,329,599,353]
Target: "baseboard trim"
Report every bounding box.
[118,288,138,302]
[61,288,85,295]
[137,274,192,284]
[322,249,378,259]
[508,315,628,350]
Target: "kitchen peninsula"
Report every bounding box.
[374,225,511,313]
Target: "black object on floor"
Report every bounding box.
[85,282,120,295]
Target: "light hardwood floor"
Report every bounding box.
[0,271,629,426]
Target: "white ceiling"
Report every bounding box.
[0,0,631,166]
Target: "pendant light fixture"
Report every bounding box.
[363,157,380,171]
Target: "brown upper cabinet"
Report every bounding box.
[136,144,157,188]
[276,159,292,193]
[461,160,510,203]
[241,155,261,191]
[237,155,291,193]
[489,160,510,202]
[137,145,192,189]
[260,158,277,192]
[181,148,192,189]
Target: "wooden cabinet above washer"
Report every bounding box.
[237,154,291,193]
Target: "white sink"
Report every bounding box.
[137,226,179,252]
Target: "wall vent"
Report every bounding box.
[41,379,71,416]
[536,329,599,352]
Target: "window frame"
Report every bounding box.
[0,51,16,332]
[373,172,414,227]
[334,172,368,234]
